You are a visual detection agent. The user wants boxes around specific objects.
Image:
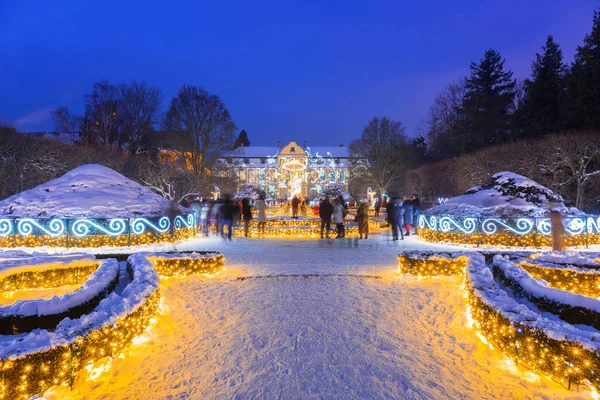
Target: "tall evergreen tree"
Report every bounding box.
[564,10,600,131]
[517,36,566,138]
[463,49,516,150]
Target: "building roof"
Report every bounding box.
[223,144,351,158]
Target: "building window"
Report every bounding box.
[244,158,249,164]
[335,158,340,164]
[329,171,336,183]
[290,147,296,153]
[260,158,265,164]
[320,170,326,182]
[340,170,346,183]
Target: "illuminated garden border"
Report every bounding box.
[399,250,600,391]
[0,250,225,399]
[418,214,600,248]
[0,213,196,249]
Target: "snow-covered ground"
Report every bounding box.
[43,233,592,399]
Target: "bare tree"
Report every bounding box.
[551,133,600,209]
[118,81,162,155]
[162,85,237,191]
[349,117,409,197]
[84,80,120,148]
[51,106,81,142]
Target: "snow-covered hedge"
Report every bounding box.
[234,185,266,200]
[134,251,224,277]
[0,255,160,399]
[493,255,600,331]
[318,183,351,201]
[466,254,600,390]
[397,251,469,276]
[0,259,119,334]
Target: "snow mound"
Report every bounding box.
[0,164,188,218]
[428,172,580,218]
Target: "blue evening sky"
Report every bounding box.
[0,1,598,146]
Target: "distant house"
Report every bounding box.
[214,141,367,199]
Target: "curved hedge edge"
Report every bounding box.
[0,258,160,399]
[131,252,225,278]
[0,260,100,292]
[397,251,470,276]
[493,255,600,332]
[0,260,120,335]
[466,254,600,391]
[515,258,600,298]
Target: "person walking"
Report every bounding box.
[386,197,398,240]
[221,195,235,240]
[242,197,252,237]
[256,195,267,234]
[291,196,300,219]
[374,199,381,217]
[333,198,345,238]
[402,196,413,236]
[356,201,369,239]
[395,199,405,241]
[319,197,333,238]
[411,194,421,236]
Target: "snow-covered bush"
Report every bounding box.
[318,183,351,201]
[234,185,266,200]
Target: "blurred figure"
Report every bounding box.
[550,210,566,251]
[221,195,235,240]
[374,198,381,217]
[402,196,413,236]
[199,200,209,235]
[291,196,300,219]
[333,198,345,238]
[256,195,267,234]
[319,197,333,238]
[356,201,369,239]
[211,199,222,236]
[411,194,421,235]
[242,197,252,237]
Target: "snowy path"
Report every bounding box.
[47,235,588,399]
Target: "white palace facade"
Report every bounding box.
[214,141,366,199]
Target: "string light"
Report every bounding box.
[0,251,225,399]
[418,215,600,248]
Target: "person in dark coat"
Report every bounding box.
[319,198,334,238]
[402,196,413,236]
[386,197,398,240]
[291,196,300,219]
[242,198,252,237]
[395,199,405,240]
[411,194,421,235]
[374,199,381,217]
[221,195,236,240]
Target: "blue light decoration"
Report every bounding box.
[0,213,196,249]
[17,218,66,237]
[71,218,128,237]
[131,217,171,234]
[0,219,13,237]
[174,214,195,230]
[418,215,600,237]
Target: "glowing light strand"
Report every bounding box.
[130,217,171,234]
[17,218,66,237]
[439,216,477,234]
[0,218,13,237]
[71,218,128,237]
[481,218,534,235]
[174,214,195,230]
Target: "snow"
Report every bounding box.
[494,255,600,315]
[0,164,188,218]
[0,259,119,317]
[0,252,97,280]
[468,254,600,351]
[428,171,580,218]
[0,254,158,359]
[530,251,600,267]
[40,235,590,399]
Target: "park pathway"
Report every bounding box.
[46,235,584,399]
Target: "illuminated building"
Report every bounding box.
[214,141,367,199]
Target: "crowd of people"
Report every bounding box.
[179,193,421,242]
[385,195,421,241]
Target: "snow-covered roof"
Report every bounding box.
[0,164,188,218]
[222,145,351,158]
[427,171,582,218]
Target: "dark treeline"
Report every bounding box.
[418,11,600,162]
